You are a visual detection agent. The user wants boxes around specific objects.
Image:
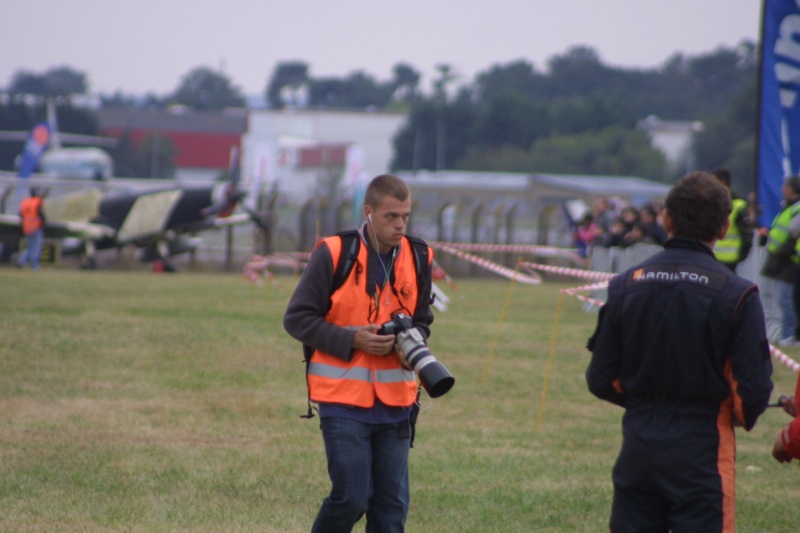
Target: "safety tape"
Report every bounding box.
[560,281,608,309]
[430,241,579,257]
[770,344,800,374]
[436,245,542,284]
[521,262,615,281]
[242,254,303,285]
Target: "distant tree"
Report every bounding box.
[694,77,757,194]
[309,70,393,109]
[391,63,421,102]
[546,46,609,97]
[391,87,476,171]
[266,62,309,109]
[0,102,39,170]
[308,77,344,107]
[44,67,88,96]
[455,144,531,172]
[528,127,667,180]
[101,91,140,109]
[7,66,87,98]
[7,71,47,96]
[169,66,245,110]
[473,92,549,148]
[474,60,542,101]
[549,95,635,135]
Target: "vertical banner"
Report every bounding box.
[759,0,800,226]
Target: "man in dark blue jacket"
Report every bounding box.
[586,171,773,533]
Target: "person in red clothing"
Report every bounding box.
[772,388,800,462]
[17,187,46,270]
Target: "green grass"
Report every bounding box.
[1,268,799,531]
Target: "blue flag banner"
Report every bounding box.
[759,0,800,226]
[17,121,51,179]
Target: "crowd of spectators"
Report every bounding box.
[572,196,668,258]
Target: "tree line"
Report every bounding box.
[0,42,758,192]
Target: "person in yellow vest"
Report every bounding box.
[17,187,46,270]
[712,168,754,272]
[284,174,435,532]
[761,175,800,345]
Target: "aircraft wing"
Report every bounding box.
[211,212,253,228]
[0,213,114,241]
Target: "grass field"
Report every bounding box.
[1,267,799,532]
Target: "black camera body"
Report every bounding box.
[376,313,415,336]
[377,313,455,398]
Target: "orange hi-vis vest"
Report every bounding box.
[306,234,431,409]
[20,197,43,235]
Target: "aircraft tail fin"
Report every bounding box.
[17,121,51,178]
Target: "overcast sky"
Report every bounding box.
[0,0,762,98]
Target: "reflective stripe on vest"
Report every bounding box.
[714,198,747,263]
[306,234,431,408]
[308,362,415,384]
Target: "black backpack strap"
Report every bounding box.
[331,230,361,295]
[300,344,317,419]
[406,235,434,315]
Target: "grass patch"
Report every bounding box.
[0,268,798,531]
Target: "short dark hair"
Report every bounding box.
[364,174,410,208]
[665,171,731,241]
[785,175,800,195]
[711,167,732,187]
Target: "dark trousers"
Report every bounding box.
[312,416,410,533]
[610,405,734,533]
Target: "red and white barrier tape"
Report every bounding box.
[560,281,608,308]
[770,344,800,373]
[430,241,585,265]
[521,262,615,281]
[242,253,306,285]
[437,245,542,284]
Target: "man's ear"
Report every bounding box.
[717,217,731,241]
[662,209,673,237]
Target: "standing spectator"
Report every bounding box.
[639,205,668,246]
[591,196,615,233]
[761,175,800,345]
[620,206,640,233]
[573,213,599,259]
[711,167,755,272]
[17,187,46,270]
[587,171,773,532]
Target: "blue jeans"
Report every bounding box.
[778,279,797,340]
[312,416,410,533]
[18,229,43,269]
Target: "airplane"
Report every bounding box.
[0,146,261,271]
[0,97,116,180]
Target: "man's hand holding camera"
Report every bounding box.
[351,324,413,369]
[353,324,395,355]
[351,313,454,398]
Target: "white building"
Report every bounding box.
[241,109,407,204]
[637,115,704,175]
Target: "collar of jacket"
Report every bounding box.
[664,237,715,258]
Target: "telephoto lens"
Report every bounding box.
[395,327,455,398]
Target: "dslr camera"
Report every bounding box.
[377,313,455,398]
